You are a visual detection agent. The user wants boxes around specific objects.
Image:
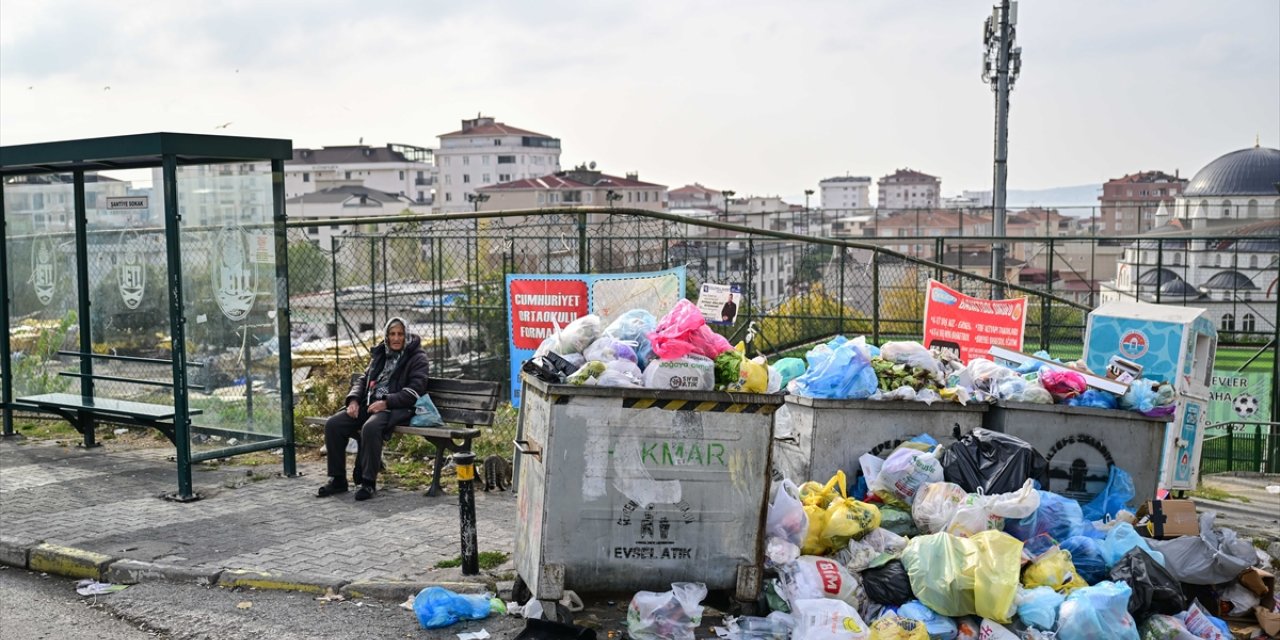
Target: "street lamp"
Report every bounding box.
[721,190,735,220]
[804,188,815,233]
[466,192,490,212]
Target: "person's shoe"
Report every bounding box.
[317,480,348,497]
[354,484,377,501]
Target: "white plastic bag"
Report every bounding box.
[778,557,866,613]
[534,314,601,357]
[860,527,908,555]
[859,454,884,488]
[626,582,707,640]
[912,482,967,534]
[833,538,879,574]
[946,480,1041,538]
[596,360,644,388]
[642,355,715,391]
[880,341,944,380]
[766,479,808,548]
[721,611,795,640]
[869,446,944,507]
[790,598,870,640]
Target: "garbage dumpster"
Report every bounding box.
[772,396,988,483]
[984,402,1172,505]
[514,375,780,611]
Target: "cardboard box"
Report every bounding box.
[1135,499,1199,538]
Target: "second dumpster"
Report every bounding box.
[513,375,781,613]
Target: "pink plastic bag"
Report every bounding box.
[1039,369,1087,401]
[647,299,733,360]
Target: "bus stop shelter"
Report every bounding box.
[1,132,296,500]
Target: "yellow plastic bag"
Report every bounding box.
[822,496,882,549]
[799,471,845,508]
[970,529,1024,623]
[1022,549,1088,594]
[800,471,846,555]
[732,357,769,393]
[869,615,929,640]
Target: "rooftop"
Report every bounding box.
[438,116,553,139]
[479,168,664,191]
[291,144,432,165]
[1183,145,1280,197]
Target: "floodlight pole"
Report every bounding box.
[984,0,1021,298]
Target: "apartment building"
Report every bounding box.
[435,115,561,213]
[877,168,941,210]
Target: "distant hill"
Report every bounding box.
[1006,184,1100,212]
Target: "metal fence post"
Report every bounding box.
[162,154,195,501]
[838,246,846,336]
[272,159,297,478]
[578,212,588,273]
[331,236,341,364]
[73,171,97,448]
[871,255,880,345]
[0,184,11,437]
[1155,239,1163,304]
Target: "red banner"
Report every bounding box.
[922,280,1027,363]
[508,279,590,350]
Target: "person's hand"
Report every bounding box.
[346,400,359,418]
[369,400,388,414]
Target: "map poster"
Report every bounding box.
[922,279,1027,363]
[506,267,685,407]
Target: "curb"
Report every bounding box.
[0,535,39,568]
[216,568,346,595]
[29,543,114,580]
[104,559,222,586]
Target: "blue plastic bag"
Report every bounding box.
[1082,466,1135,521]
[1066,389,1119,410]
[1015,350,1060,374]
[1060,535,1108,584]
[791,336,877,399]
[1054,581,1139,640]
[603,309,658,369]
[410,393,444,428]
[1099,522,1165,569]
[897,600,958,640]
[413,586,492,629]
[1004,490,1083,543]
[1016,586,1065,631]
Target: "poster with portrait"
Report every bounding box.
[696,282,741,326]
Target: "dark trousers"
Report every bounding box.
[324,406,412,486]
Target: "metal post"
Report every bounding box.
[0,184,11,437]
[162,155,196,500]
[1272,272,1280,472]
[985,0,1020,299]
[838,247,846,335]
[330,236,340,364]
[1155,240,1163,304]
[745,239,755,324]
[369,236,377,335]
[272,159,297,478]
[381,235,389,327]
[577,212,588,273]
[72,171,96,447]
[1044,237,1055,346]
[454,451,480,575]
[871,255,881,345]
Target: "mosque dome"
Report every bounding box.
[1183,145,1280,197]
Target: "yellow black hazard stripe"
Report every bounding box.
[620,397,777,414]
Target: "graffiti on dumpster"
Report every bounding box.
[611,503,697,561]
[1043,434,1115,501]
[637,441,728,467]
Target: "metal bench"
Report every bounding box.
[307,377,501,497]
[14,392,203,446]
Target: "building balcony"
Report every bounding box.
[415,177,433,186]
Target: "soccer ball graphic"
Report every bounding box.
[1233,394,1259,418]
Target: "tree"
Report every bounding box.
[287,240,332,294]
[757,284,864,354]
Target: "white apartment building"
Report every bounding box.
[287,184,430,248]
[877,168,941,210]
[435,116,561,213]
[819,176,872,215]
[285,144,434,204]
[2,174,134,233]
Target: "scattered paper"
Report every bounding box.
[237,601,253,610]
[75,579,129,596]
[457,631,490,640]
[316,588,345,602]
[113,428,129,435]
[522,599,544,620]
[400,596,416,611]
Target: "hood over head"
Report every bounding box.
[384,316,410,352]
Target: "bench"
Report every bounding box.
[14,352,210,447]
[15,392,203,447]
[306,377,501,497]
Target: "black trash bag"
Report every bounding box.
[1108,546,1187,619]
[514,617,598,640]
[522,352,578,383]
[940,428,1050,494]
[862,559,914,606]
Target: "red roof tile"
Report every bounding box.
[438,122,553,138]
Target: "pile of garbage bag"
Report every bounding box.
[751,428,1278,640]
[522,299,1178,418]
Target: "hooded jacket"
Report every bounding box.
[345,317,430,411]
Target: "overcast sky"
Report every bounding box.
[2,0,1277,199]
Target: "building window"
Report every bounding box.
[463,175,470,184]
[443,157,450,166]
[494,139,501,146]
[482,174,491,183]
[1172,253,1181,266]
[446,193,452,202]
[499,174,511,182]
[584,192,592,203]
[463,156,470,166]
[417,171,425,179]
[303,172,311,182]
[498,155,515,164]
[345,171,352,180]
[1221,313,1235,331]
[482,156,490,165]
[537,193,545,204]
[417,191,424,202]
[1242,314,1256,333]
[1250,255,1259,268]
[445,175,451,185]
[399,171,405,180]
[563,191,581,203]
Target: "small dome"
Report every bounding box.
[1203,271,1257,290]
[1138,268,1182,286]
[1183,146,1280,197]
[1159,279,1201,296]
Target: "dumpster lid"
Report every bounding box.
[522,374,783,405]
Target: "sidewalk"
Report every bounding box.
[0,436,518,603]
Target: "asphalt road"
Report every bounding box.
[0,567,528,640]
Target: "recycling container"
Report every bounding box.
[984,402,1173,505]
[771,396,988,484]
[514,375,781,610]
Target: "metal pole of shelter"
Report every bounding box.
[73,171,97,447]
[272,159,298,478]
[162,155,196,501]
[0,185,12,437]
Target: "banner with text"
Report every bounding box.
[506,267,685,407]
[922,279,1027,363]
[1207,370,1273,430]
